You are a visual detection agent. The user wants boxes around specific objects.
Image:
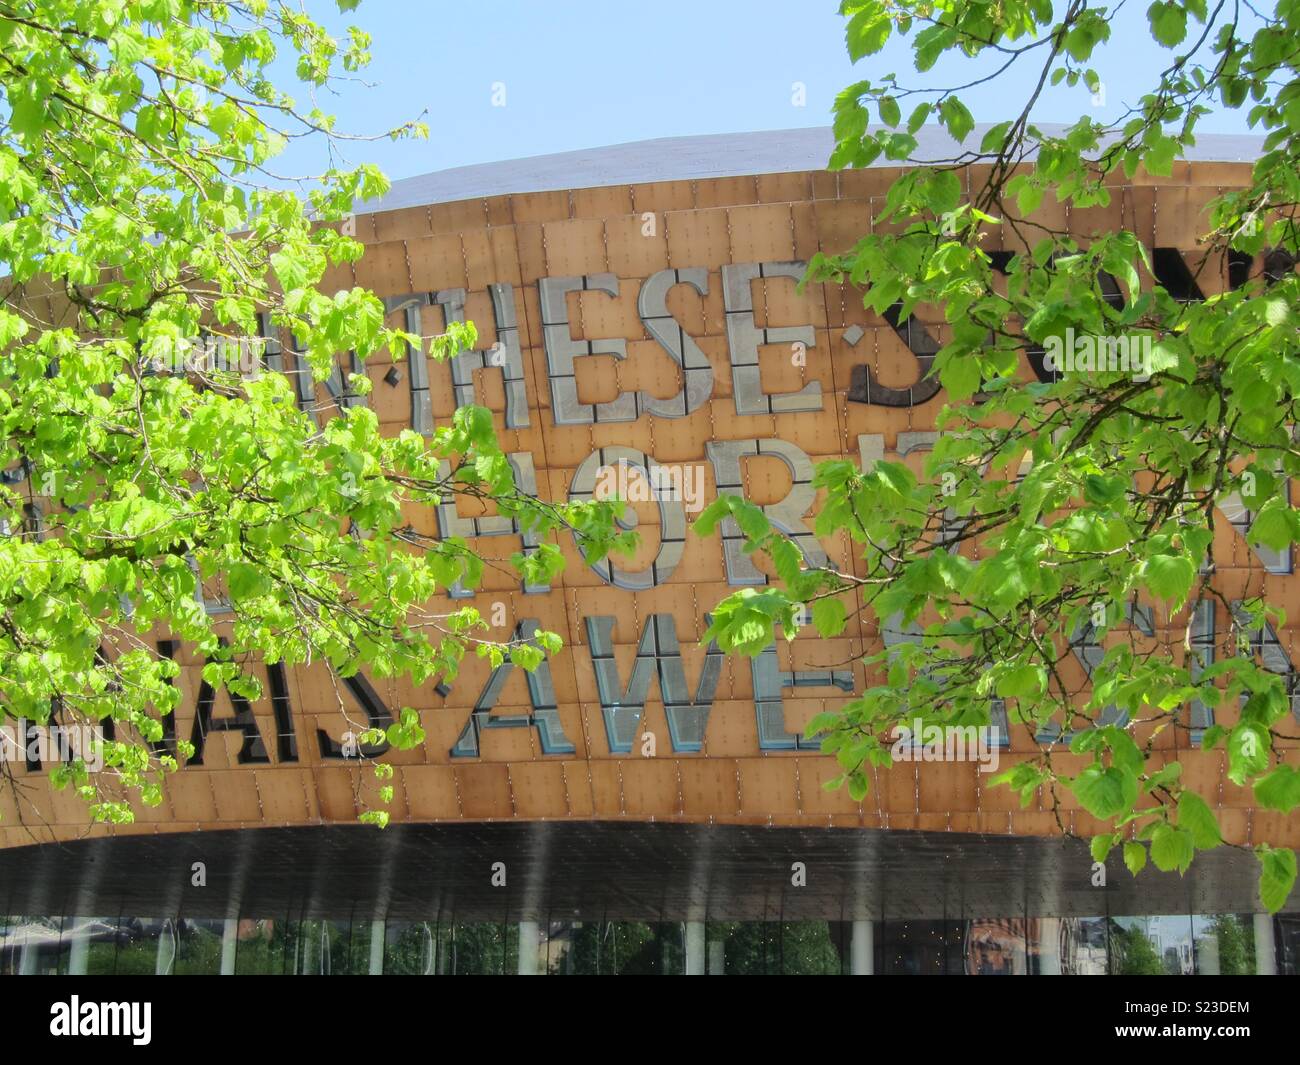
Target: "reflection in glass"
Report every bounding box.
[344,919,376,975]
[1192,914,1256,974]
[539,920,695,974]
[1276,915,1300,975]
[113,918,170,975]
[964,918,1028,974]
[607,921,678,974]
[0,910,1293,974]
[706,921,777,975]
[1109,916,1194,975]
[445,922,516,975]
[700,921,845,974]
[1,916,64,975]
[57,917,121,975]
[779,922,844,974]
[234,917,290,974]
[879,919,966,974]
[174,918,225,975]
[1027,917,1108,974]
[383,921,440,975]
[286,920,351,975]
[545,921,584,974]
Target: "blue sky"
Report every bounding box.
[282,1,1257,184]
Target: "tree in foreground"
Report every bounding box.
[0,1,624,826]
[702,0,1300,910]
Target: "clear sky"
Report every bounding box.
[281,1,1258,185]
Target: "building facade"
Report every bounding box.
[1,129,1295,974]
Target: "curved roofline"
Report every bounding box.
[358,125,1263,214]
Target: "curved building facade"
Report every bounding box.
[1,129,1296,975]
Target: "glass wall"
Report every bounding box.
[0,912,1285,973]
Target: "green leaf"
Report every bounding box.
[996,663,1047,699]
[847,770,869,802]
[731,497,771,540]
[1150,823,1195,873]
[1249,498,1297,552]
[1257,845,1297,913]
[940,352,982,400]
[1123,841,1148,875]
[227,562,271,601]
[1177,791,1222,850]
[811,597,848,638]
[1227,722,1270,785]
[1073,763,1137,819]
[1148,1,1188,46]
[1090,833,1115,862]
[846,9,892,60]
[270,249,311,292]
[1254,765,1300,812]
[1145,339,1192,379]
[1083,475,1127,506]
[1141,554,1195,604]
[938,97,974,142]
[979,121,1012,153]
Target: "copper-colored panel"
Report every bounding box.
[694,176,759,210]
[628,180,695,214]
[254,768,314,823]
[727,204,795,262]
[509,761,570,819]
[561,760,595,817]
[605,214,671,277]
[509,190,570,225]
[619,758,680,818]
[587,759,623,815]
[837,167,899,200]
[572,185,634,219]
[406,232,469,292]
[429,197,489,234]
[454,763,512,819]
[757,172,813,204]
[664,209,731,267]
[210,771,264,822]
[541,217,607,277]
[372,205,432,243]
[737,757,799,817]
[403,764,460,827]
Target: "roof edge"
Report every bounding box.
[357,125,1263,215]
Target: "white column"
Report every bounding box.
[517,920,541,975]
[1037,918,1062,975]
[219,918,238,975]
[1254,914,1277,975]
[684,922,705,975]
[67,920,89,975]
[154,921,176,975]
[1198,932,1221,975]
[17,924,37,975]
[850,920,874,975]
[707,939,725,974]
[368,919,385,975]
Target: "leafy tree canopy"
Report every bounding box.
[0,0,625,825]
[703,0,1300,911]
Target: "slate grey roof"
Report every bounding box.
[359,125,1263,214]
